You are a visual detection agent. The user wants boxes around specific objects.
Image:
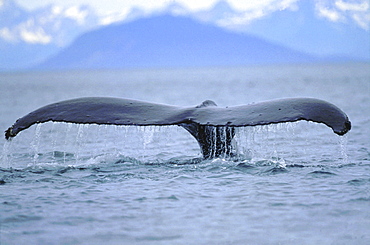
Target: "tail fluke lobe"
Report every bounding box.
[5,97,351,159]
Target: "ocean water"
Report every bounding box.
[0,63,369,244]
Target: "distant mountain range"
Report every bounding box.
[0,0,369,71]
[0,0,98,70]
[36,15,319,70]
[241,0,370,61]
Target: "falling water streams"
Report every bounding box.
[1,121,348,168]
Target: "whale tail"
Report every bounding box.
[179,100,235,158]
[4,97,351,159]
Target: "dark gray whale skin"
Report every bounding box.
[5,97,351,159]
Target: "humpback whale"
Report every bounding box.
[5,97,351,159]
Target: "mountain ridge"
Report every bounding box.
[36,14,319,70]
[1,0,368,71]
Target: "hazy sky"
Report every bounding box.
[11,0,369,29]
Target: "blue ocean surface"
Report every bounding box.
[0,63,369,244]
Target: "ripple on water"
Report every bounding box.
[308,170,337,177]
[347,178,370,186]
[2,214,43,224]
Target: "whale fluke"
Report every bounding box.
[5,97,351,159]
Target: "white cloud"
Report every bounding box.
[79,0,301,28]
[16,0,298,15]
[176,0,217,11]
[64,6,89,25]
[216,10,264,27]
[1,3,100,45]
[51,6,63,15]
[6,0,369,47]
[18,19,52,44]
[335,0,369,11]
[14,0,369,30]
[216,0,299,27]
[315,0,369,30]
[20,27,51,44]
[353,12,370,29]
[0,27,16,42]
[16,0,173,15]
[316,4,342,22]
[227,0,298,11]
[100,9,130,26]
[0,21,52,44]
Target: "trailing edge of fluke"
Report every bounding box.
[5,97,351,159]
